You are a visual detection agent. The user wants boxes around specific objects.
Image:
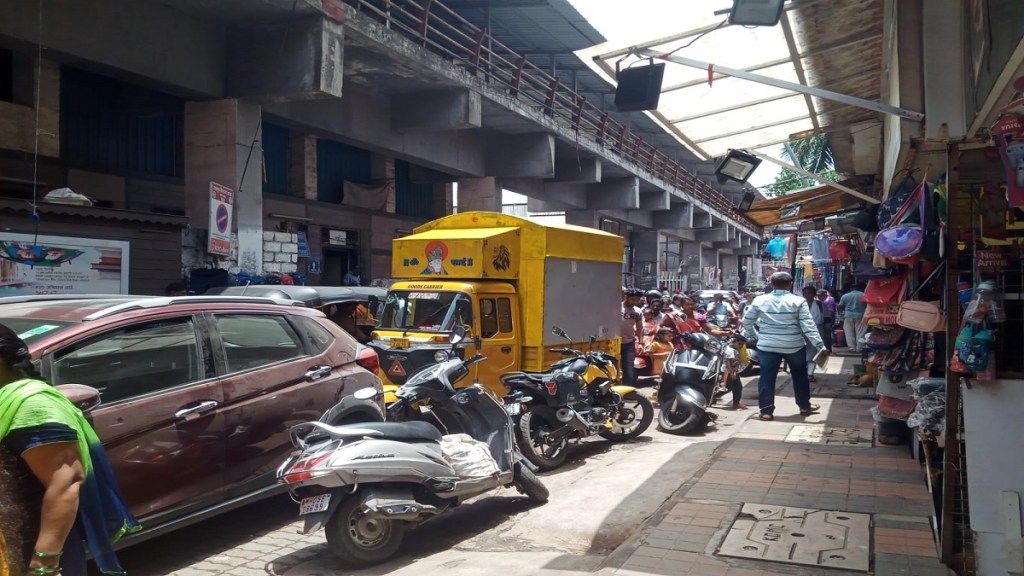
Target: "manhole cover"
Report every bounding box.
[784,425,872,447]
[718,503,870,571]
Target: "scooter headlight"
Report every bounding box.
[703,339,723,354]
[434,350,449,363]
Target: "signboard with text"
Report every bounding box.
[207,182,234,256]
[0,233,130,295]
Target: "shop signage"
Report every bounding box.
[0,233,130,295]
[977,248,1009,270]
[297,231,310,257]
[207,182,234,256]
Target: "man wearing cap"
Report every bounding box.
[742,272,828,420]
[817,288,836,351]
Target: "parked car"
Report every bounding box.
[206,285,386,343]
[0,294,384,545]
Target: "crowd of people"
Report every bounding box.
[622,274,870,419]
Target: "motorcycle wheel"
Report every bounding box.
[515,405,569,471]
[657,395,705,435]
[325,489,406,568]
[598,391,654,441]
[512,462,550,503]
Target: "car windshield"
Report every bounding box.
[378,291,473,332]
[0,318,75,345]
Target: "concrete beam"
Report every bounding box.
[486,133,556,178]
[587,177,640,210]
[697,223,729,243]
[409,165,457,184]
[652,204,693,230]
[0,0,225,97]
[549,157,602,183]
[227,17,344,101]
[266,84,486,177]
[392,88,482,132]
[640,189,671,211]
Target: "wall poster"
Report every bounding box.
[0,233,130,295]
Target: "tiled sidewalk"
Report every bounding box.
[608,386,954,576]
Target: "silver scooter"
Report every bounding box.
[276,328,548,568]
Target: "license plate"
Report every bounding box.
[299,493,331,515]
[504,402,522,416]
[390,338,410,349]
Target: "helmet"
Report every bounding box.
[644,290,662,304]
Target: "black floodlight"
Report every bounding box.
[737,190,756,211]
[714,149,762,184]
[728,0,786,26]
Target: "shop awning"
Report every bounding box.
[743,176,874,227]
[0,200,189,226]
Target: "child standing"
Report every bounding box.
[720,334,748,410]
[646,327,676,376]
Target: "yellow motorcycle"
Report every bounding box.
[499,326,653,471]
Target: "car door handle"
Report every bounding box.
[175,400,219,420]
[501,346,512,353]
[306,366,332,380]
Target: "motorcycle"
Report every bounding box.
[501,326,654,471]
[276,327,548,568]
[656,331,727,435]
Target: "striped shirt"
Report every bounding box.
[742,290,825,354]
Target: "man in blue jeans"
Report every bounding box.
[741,272,828,420]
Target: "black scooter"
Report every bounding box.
[655,332,725,434]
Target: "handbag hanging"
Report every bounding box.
[876,178,928,264]
[896,261,948,332]
[852,251,900,278]
[861,274,908,304]
[877,171,920,229]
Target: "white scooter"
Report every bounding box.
[276,327,548,568]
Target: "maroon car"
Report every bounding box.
[0,294,384,544]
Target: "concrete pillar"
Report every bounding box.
[0,57,59,157]
[681,241,701,291]
[457,177,502,213]
[372,154,396,213]
[721,254,739,290]
[631,230,659,290]
[702,247,720,289]
[184,99,264,273]
[288,133,317,200]
[434,183,453,217]
[564,210,600,229]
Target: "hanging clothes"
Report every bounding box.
[808,234,830,263]
[765,237,788,259]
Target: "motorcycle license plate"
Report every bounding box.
[299,493,331,515]
[390,338,410,349]
[504,402,522,416]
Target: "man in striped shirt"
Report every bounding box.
[741,272,827,420]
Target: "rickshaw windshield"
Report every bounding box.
[378,291,473,332]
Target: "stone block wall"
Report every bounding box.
[263,231,298,274]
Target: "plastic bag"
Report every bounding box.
[908,377,945,397]
[441,434,499,478]
[907,389,946,431]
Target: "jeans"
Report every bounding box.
[620,340,636,385]
[821,318,834,351]
[757,347,812,415]
[844,317,867,352]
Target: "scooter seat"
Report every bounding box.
[501,371,550,386]
[357,421,443,442]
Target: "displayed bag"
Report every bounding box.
[863,326,906,350]
[877,395,917,421]
[954,325,995,372]
[853,204,880,232]
[861,275,907,304]
[864,302,902,327]
[877,171,919,229]
[828,240,851,261]
[896,261,949,332]
[852,252,900,278]
[920,182,944,261]
[876,178,928,264]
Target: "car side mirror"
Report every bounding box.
[55,384,101,414]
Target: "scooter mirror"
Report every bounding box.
[551,325,569,339]
[353,387,380,400]
[450,326,467,344]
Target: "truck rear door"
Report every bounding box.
[474,294,520,394]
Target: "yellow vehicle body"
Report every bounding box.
[370,212,624,397]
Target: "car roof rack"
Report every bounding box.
[82,296,305,321]
[0,294,148,306]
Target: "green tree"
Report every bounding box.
[763,134,838,197]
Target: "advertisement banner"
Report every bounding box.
[207,181,234,256]
[0,233,130,295]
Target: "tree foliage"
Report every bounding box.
[762,134,838,197]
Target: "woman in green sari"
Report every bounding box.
[0,323,139,576]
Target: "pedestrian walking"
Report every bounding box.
[741,272,828,421]
[0,324,139,576]
[802,286,827,382]
[343,266,362,286]
[817,288,836,351]
[838,283,868,353]
[620,288,644,385]
[645,327,676,376]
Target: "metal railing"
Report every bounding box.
[342,0,755,228]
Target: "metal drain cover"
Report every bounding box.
[785,425,871,447]
[718,504,870,571]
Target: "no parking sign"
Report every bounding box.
[207,182,234,256]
